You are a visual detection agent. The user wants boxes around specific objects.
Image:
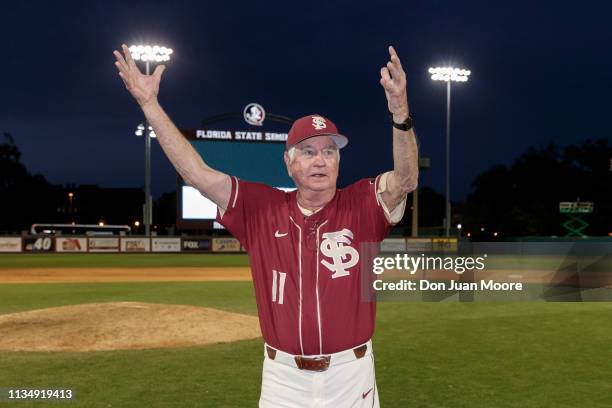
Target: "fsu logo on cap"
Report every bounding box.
[311,116,327,130]
[244,103,266,126]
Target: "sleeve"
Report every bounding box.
[376,171,407,225]
[215,176,278,252]
[348,177,393,242]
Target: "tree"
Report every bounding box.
[0,132,30,191]
[462,138,612,236]
[0,133,54,233]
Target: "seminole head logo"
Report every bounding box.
[244,103,265,126]
[320,229,359,279]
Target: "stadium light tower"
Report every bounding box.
[128,44,172,236]
[429,66,471,237]
[135,123,156,138]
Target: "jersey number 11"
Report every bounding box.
[272,270,287,305]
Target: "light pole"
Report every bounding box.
[134,123,156,232]
[67,192,74,223]
[128,45,172,236]
[428,66,470,237]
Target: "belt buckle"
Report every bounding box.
[295,355,331,372]
[310,356,329,371]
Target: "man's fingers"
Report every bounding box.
[153,64,166,79]
[380,67,395,91]
[116,64,127,82]
[386,61,400,78]
[390,53,403,70]
[389,45,403,64]
[117,71,130,87]
[113,50,129,71]
[114,61,129,77]
[122,44,138,70]
[388,45,404,74]
[380,67,391,82]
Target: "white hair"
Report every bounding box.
[287,146,296,163]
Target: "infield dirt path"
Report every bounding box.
[0,267,252,283]
[1,266,610,287]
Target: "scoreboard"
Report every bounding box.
[177,128,294,229]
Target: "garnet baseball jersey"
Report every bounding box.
[217,175,392,355]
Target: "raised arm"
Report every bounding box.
[379,45,419,212]
[113,44,231,210]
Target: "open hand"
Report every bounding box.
[380,46,409,119]
[113,44,165,108]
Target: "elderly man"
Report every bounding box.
[114,44,418,407]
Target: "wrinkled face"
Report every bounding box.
[284,136,340,193]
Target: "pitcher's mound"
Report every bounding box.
[0,302,261,352]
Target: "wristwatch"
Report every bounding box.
[390,113,413,131]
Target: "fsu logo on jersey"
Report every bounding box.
[320,229,359,279]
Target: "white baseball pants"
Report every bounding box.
[259,340,380,408]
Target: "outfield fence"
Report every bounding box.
[0,236,464,254]
[1,235,609,255]
[0,236,244,254]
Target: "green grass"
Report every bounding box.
[1,282,612,407]
[0,340,263,408]
[0,282,257,316]
[375,302,612,407]
[0,253,250,269]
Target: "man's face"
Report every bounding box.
[284,136,340,193]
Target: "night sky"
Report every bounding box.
[2,1,611,200]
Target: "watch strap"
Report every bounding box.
[390,114,413,131]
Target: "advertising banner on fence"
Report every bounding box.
[23,236,55,252]
[88,237,119,252]
[152,238,181,252]
[56,237,88,252]
[381,238,407,253]
[212,237,241,252]
[432,238,458,252]
[406,238,432,253]
[0,237,22,253]
[182,237,211,252]
[120,237,151,252]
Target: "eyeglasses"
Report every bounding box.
[296,146,338,160]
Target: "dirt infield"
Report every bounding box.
[1,266,611,287]
[0,302,261,352]
[0,267,252,283]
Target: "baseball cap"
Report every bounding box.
[286,114,348,151]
